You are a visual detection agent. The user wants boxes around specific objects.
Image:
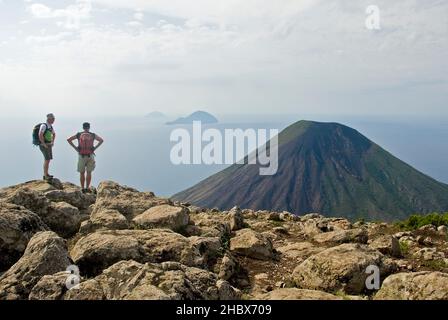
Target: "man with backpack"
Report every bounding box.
[67,122,104,193]
[33,113,56,181]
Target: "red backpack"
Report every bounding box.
[77,132,96,155]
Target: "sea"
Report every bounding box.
[1,114,447,197]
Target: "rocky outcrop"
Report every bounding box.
[0,231,71,300]
[0,202,48,271]
[375,272,448,300]
[71,229,204,276]
[1,179,447,301]
[92,181,169,219]
[1,188,80,238]
[293,243,396,294]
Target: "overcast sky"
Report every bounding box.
[0,0,447,117]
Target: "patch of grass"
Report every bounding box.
[420,259,448,271]
[399,241,410,256]
[335,291,352,300]
[396,212,448,231]
[220,232,231,253]
[270,220,284,227]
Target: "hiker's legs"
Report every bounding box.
[43,160,50,177]
[86,172,92,189]
[80,172,86,189]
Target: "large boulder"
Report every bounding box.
[46,202,81,238]
[63,260,241,300]
[312,228,368,245]
[0,202,48,271]
[92,181,169,219]
[375,272,448,300]
[80,209,129,234]
[0,231,71,300]
[132,205,189,232]
[254,288,342,300]
[44,183,96,210]
[71,229,204,276]
[189,212,232,238]
[2,188,50,217]
[230,229,274,260]
[29,271,72,300]
[293,243,396,294]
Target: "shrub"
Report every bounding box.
[397,212,448,231]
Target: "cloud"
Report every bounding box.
[26,32,73,43]
[126,21,142,28]
[27,0,92,29]
[133,11,144,21]
[1,0,447,117]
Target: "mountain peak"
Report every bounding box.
[173,120,448,221]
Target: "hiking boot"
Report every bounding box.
[81,188,88,194]
[43,175,53,181]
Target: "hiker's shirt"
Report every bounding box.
[39,122,54,143]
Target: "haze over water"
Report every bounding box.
[1,114,447,197]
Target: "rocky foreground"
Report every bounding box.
[1,180,447,300]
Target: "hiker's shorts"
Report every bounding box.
[78,154,96,173]
[39,145,53,161]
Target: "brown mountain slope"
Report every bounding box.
[172,120,448,221]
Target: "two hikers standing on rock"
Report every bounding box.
[34,115,104,193]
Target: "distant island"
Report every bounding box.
[145,111,167,119]
[166,111,218,125]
